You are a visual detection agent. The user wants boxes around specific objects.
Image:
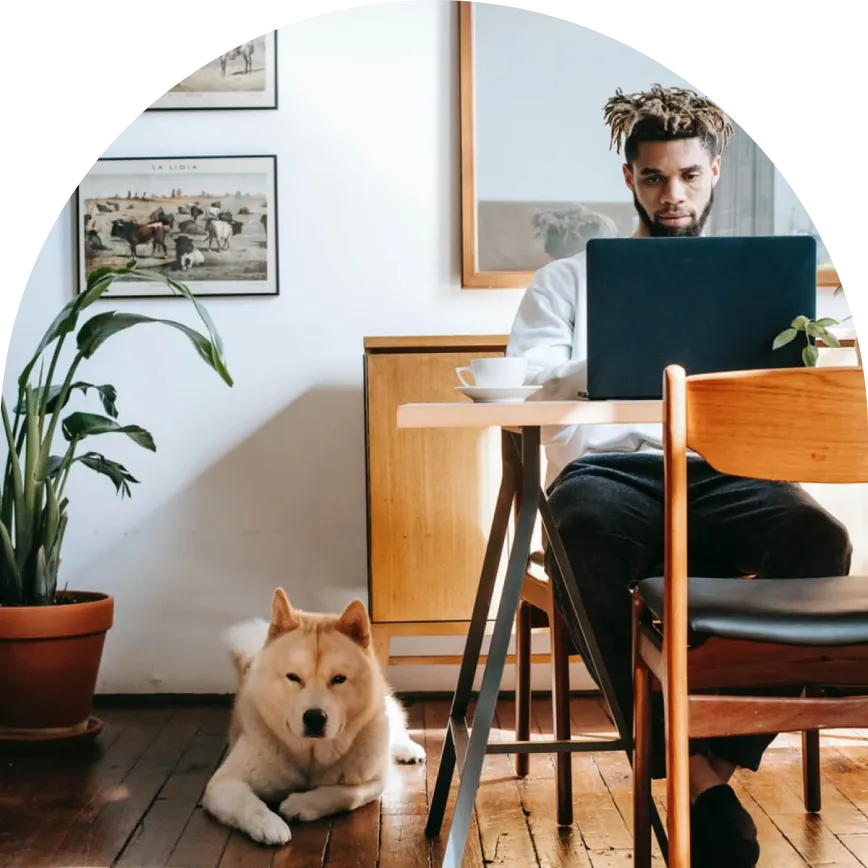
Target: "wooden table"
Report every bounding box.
[397,398,667,867]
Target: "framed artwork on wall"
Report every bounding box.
[75,154,279,299]
[147,31,278,111]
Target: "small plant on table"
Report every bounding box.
[773,284,857,367]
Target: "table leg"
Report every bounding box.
[433,429,541,868]
[425,429,519,839]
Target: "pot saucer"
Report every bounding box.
[0,716,104,751]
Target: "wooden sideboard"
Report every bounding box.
[363,334,515,672]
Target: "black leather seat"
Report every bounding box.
[636,575,868,646]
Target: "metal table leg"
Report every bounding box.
[438,429,541,868]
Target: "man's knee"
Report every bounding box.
[782,499,852,575]
[550,489,614,541]
[793,504,853,563]
[549,467,638,540]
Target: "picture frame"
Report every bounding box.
[146,31,278,111]
[75,155,279,299]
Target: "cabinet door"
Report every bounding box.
[367,350,505,623]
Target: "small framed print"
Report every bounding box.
[147,31,277,111]
[76,155,279,299]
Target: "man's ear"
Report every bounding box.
[622,162,634,191]
[711,154,722,186]
[268,587,300,641]
[335,599,371,649]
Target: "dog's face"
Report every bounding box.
[246,590,381,743]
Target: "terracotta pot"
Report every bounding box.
[0,591,114,735]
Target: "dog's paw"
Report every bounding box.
[279,791,327,823]
[246,809,292,845]
[392,737,426,764]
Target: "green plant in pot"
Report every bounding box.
[773,284,860,367]
[0,262,232,743]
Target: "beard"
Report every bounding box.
[633,188,714,237]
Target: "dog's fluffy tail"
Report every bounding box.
[385,691,408,738]
[222,618,269,681]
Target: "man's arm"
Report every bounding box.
[505,259,586,445]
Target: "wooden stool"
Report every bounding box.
[515,548,574,826]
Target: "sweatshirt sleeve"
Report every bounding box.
[505,258,586,446]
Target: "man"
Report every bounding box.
[506,83,852,868]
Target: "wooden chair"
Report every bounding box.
[631,365,868,867]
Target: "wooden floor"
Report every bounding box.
[2,696,868,867]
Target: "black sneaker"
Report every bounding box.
[690,784,760,867]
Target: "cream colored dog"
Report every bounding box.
[202,589,425,845]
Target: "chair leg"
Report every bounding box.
[551,608,573,827]
[515,601,532,777]
[802,729,822,813]
[633,654,653,868]
[666,671,691,866]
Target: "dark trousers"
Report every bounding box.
[544,452,853,779]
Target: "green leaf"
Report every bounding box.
[81,269,230,379]
[816,317,839,328]
[0,518,21,601]
[773,328,798,350]
[24,386,40,514]
[45,455,65,478]
[61,412,156,451]
[834,284,844,296]
[19,382,119,418]
[791,315,810,330]
[44,482,60,551]
[803,344,820,367]
[820,330,841,349]
[76,452,140,498]
[32,545,52,605]
[17,268,129,391]
[1,397,26,554]
[76,312,233,387]
[47,511,68,564]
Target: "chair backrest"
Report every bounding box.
[664,365,868,484]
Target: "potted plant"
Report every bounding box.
[773,283,860,367]
[0,262,232,744]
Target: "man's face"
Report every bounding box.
[623,138,721,237]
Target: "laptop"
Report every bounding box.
[584,235,818,400]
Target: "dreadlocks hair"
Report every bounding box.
[602,83,734,165]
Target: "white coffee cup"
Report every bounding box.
[456,357,528,388]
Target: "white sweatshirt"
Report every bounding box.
[505,250,664,489]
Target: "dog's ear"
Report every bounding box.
[268,587,300,640]
[335,599,371,648]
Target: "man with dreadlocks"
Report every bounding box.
[506,84,852,868]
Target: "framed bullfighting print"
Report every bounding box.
[75,155,279,298]
[147,31,277,110]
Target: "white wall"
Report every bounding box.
[5,1,524,694]
[4,0,862,695]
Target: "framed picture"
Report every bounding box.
[147,31,277,111]
[75,155,279,299]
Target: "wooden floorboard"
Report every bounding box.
[1,697,867,867]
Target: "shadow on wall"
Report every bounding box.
[85,386,368,694]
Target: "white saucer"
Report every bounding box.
[456,385,542,404]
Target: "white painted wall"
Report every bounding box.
[4,0,862,695]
